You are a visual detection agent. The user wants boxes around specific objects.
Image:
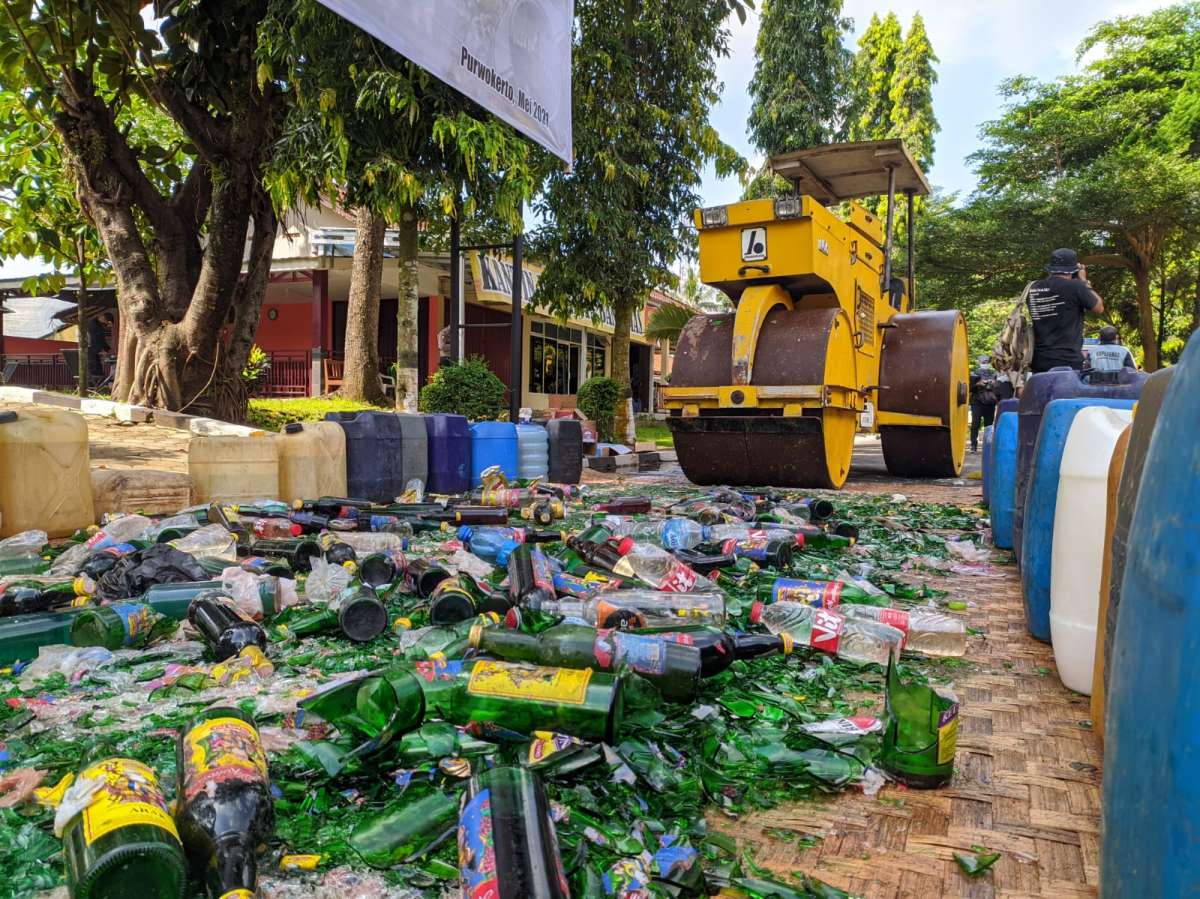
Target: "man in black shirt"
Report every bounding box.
[1026,248,1106,373]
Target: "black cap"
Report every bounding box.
[1047,248,1080,274]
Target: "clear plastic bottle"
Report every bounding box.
[335,532,408,555]
[841,605,967,657]
[610,540,715,592]
[86,515,153,551]
[139,512,202,543]
[750,600,903,666]
[516,590,726,629]
[252,518,302,539]
[608,517,707,551]
[705,524,799,545]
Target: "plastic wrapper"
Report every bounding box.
[219,567,300,618]
[0,768,47,808]
[47,541,90,576]
[444,548,496,582]
[0,530,48,561]
[305,556,354,604]
[170,522,238,559]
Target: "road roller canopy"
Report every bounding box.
[769,140,932,206]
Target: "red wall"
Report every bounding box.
[254,301,313,351]
[1,336,78,354]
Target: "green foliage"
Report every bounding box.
[577,376,622,443]
[923,3,1200,369]
[418,357,506,421]
[532,0,748,350]
[889,14,939,172]
[241,345,271,385]
[848,13,903,143]
[646,304,698,343]
[246,397,383,432]
[635,417,675,448]
[747,0,853,156]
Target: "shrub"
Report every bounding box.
[241,344,271,385]
[246,397,382,431]
[577,376,621,442]
[418,356,506,421]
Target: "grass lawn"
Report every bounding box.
[247,397,386,431]
[635,418,674,447]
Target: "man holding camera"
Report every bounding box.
[1026,248,1107,373]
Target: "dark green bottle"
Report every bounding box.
[62,757,187,899]
[753,576,888,608]
[350,789,460,868]
[71,602,167,650]
[333,586,388,642]
[0,576,93,617]
[458,766,569,899]
[880,655,958,788]
[301,658,623,759]
[646,626,791,677]
[470,622,702,702]
[175,707,274,898]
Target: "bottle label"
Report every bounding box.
[593,631,668,676]
[809,608,844,654]
[594,600,647,630]
[659,520,693,550]
[877,608,910,649]
[108,602,154,646]
[458,788,499,899]
[552,572,598,597]
[181,717,269,803]
[219,892,255,899]
[79,758,179,845]
[936,704,959,765]
[527,730,584,765]
[800,716,883,736]
[412,658,463,682]
[529,549,554,593]
[466,659,592,706]
[772,579,842,609]
[659,632,696,647]
[659,560,698,593]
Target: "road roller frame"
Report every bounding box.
[663,139,969,488]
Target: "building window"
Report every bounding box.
[529,321,583,394]
[586,333,607,379]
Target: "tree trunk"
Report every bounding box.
[340,206,389,405]
[395,207,421,412]
[611,297,633,442]
[1132,264,1160,371]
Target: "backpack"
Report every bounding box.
[976,376,999,406]
[991,282,1035,391]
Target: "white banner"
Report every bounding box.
[317,0,573,164]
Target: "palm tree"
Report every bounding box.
[645,302,697,344]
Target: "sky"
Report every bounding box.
[699,0,1175,207]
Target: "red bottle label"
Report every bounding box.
[658,561,698,593]
[809,608,844,654]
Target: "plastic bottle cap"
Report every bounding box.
[504,607,522,628]
[749,601,764,624]
[793,533,805,548]
[457,525,473,542]
[284,422,303,434]
[616,537,634,555]
[289,523,303,537]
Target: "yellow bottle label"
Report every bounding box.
[182,717,269,803]
[467,660,591,706]
[936,707,959,766]
[80,758,180,846]
[280,854,322,871]
[218,890,256,899]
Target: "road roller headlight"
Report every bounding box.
[700,205,728,228]
[774,196,803,219]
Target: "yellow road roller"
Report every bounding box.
[662,139,969,489]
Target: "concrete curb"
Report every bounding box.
[0,388,260,435]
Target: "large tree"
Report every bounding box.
[966,4,1200,370]
[747,0,852,157]
[534,0,746,439]
[261,0,537,408]
[0,1,286,419]
[848,12,903,142]
[889,13,939,173]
